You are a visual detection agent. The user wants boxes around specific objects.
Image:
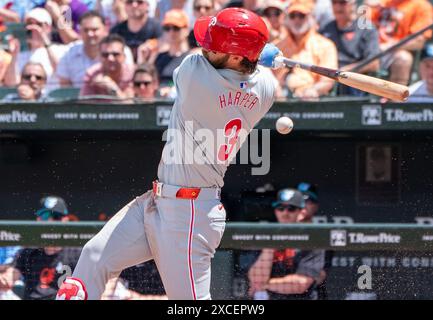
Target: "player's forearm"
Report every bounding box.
[264,274,313,295]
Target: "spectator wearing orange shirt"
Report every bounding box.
[366,0,433,85]
[274,1,338,99]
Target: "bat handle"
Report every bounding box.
[273,56,287,69]
[274,56,340,80]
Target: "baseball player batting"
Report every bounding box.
[56,8,281,300]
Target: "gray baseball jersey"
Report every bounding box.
[158,54,276,188]
[65,54,276,300]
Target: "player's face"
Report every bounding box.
[202,49,230,69]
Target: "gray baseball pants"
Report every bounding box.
[71,183,226,299]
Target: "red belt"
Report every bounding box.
[153,181,201,200]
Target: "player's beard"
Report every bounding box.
[202,49,230,69]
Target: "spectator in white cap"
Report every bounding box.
[3,7,70,91]
[259,0,287,43]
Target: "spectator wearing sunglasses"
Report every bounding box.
[187,0,215,49]
[320,0,380,96]
[154,9,190,97]
[2,62,48,101]
[273,1,338,100]
[3,8,69,90]
[110,0,162,62]
[133,63,159,99]
[248,188,325,300]
[80,34,134,98]
[259,0,287,43]
[0,196,81,300]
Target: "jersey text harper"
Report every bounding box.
[218,91,259,110]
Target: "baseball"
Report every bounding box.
[276,116,294,135]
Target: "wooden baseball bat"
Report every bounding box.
[275,56,409,102]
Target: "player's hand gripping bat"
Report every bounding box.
[259,43,409,102]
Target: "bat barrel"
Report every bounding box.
[338,72,409,102]
[275,57,409,101]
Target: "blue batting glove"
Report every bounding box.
[259,43,282,68]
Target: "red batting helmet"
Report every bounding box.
[194,8,269,62]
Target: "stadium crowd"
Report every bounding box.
[0,0,432,102]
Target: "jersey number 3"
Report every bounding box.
[218,118,242,162]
